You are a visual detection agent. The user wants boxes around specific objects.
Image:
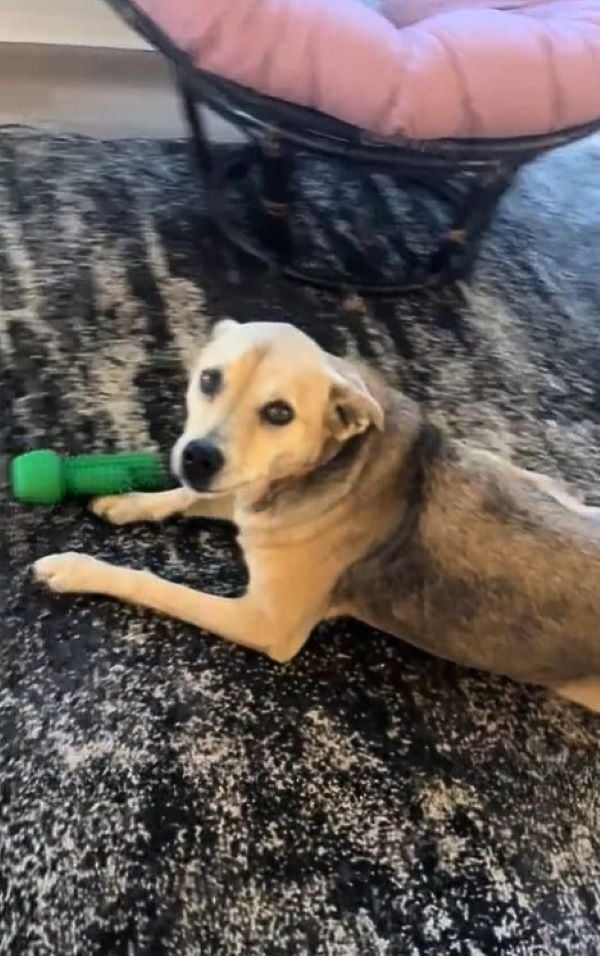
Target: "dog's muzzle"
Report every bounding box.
[180,440,225,492]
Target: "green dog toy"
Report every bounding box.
[6,449,172,505]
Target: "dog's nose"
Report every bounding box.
[181,440,224,489]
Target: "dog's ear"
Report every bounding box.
[327,364,384,441]
[211,319,240,340]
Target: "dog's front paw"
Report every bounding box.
[34,552,104,594]
[91,494,145,526]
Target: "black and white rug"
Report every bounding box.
[1,127,599,954]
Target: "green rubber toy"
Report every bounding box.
[7,449,171,505]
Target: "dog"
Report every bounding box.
[35,320,600,712]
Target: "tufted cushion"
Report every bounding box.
[382,0,537,28]
[125,0,600,140]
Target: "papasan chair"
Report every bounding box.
[105,0,600,295]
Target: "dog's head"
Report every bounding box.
[172,320,384,497]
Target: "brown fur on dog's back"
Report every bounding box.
[336,418,600,686]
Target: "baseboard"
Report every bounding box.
[0,43,241,142]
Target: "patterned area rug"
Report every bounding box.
[1,128,599,954]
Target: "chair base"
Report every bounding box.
[176,72,597,298]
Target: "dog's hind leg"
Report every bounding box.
[554,677,600,714]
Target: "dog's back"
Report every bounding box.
[336,426,600,687]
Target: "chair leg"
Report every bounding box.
[257,131,295,264]
[429,163,517,282]
[177,74,214,177]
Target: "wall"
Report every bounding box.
[3,0,148,48]
[1,2,239,140]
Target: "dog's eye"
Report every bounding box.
[199,368,222,397]
[260,400,295,426]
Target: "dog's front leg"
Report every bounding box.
[33,553,312,662]
[92,488,234,525]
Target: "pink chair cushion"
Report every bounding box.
[383,0,538,28]
[132,0,600,140]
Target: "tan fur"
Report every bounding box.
[34,321,600,713]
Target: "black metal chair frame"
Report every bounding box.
[107,0,600,296]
